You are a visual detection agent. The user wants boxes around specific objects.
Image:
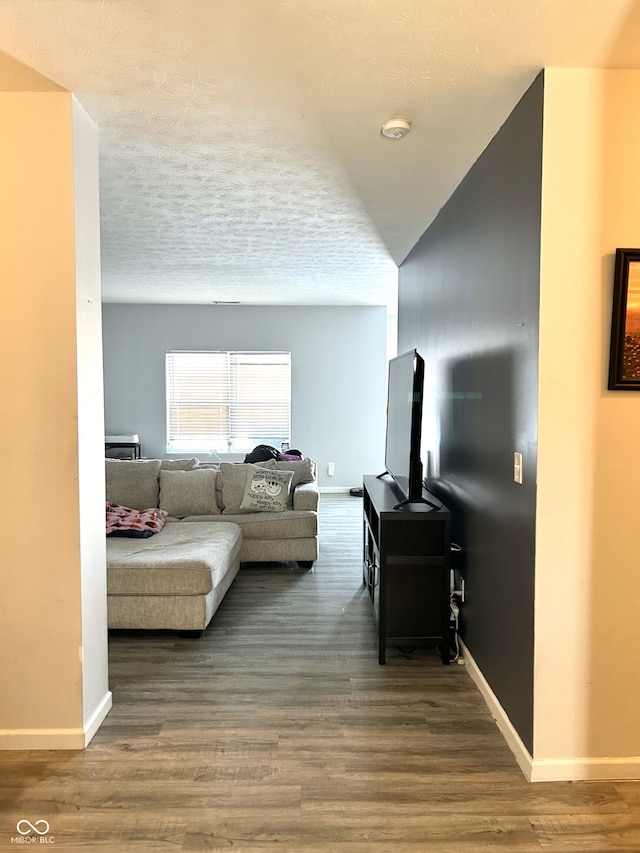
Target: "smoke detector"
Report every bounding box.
[381,118,411,139]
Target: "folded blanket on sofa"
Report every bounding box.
[106,502,168,538]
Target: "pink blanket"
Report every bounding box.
[106,502,168,538]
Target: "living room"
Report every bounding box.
[99,67,640,784]
[2,2,640,848]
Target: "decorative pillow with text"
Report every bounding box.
[239,467,294,513]
[219,461,276,513]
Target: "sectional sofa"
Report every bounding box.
[105,456,319,634]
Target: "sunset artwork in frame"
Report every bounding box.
[608,248,640,390]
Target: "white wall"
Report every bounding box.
[102,304,388,488]
[72,97,111,739]
[0,90,111,748]
[535,68,640,779]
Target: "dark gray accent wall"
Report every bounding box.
[397,72,544,752]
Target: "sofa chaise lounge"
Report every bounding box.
[105,456,319,633]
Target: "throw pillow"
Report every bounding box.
[105,459,161,510]
[219,460,276,513]
[275,457,316,489]
[196,462,224,508]
[159,468,219,517]
[159,457,199,470]
[239,467,294,513]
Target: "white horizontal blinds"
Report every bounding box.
[166,350,290,451]
[166,352,230,448]
[229,352,290,440]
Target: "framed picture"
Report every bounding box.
[608,248,640,390]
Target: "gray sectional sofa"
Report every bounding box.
[105,456,319,633]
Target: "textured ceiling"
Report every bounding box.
[0,1,638,307]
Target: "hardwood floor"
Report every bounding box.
[2,494,639,851]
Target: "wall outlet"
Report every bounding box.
[327,462,334,476]
[453,576,465,603]
[514,451,523,484]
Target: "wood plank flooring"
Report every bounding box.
[2,494,639,851]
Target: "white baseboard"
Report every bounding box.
[84,690,113,746]
[319,486,352,494]
[0,690,112,751]
[461,641,640,782]
[530,755,640,782]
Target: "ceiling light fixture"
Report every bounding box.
[381,118,411,139]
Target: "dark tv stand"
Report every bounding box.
[363,474,451,665]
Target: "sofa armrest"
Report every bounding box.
[293,480,319,511]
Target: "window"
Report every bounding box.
[166,350,291,453]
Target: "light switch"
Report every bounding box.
[514,452,523,484]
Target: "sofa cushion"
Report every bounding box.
[274,457,316,488]
[105,459,161,510]
[218,461,276,514]
[106,521,242,596]
[239,467,294,513]
[274,457,316,508]
[159,457,199,470]
[180,509,317,540]
[159,468,219,517]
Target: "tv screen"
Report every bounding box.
[384,349,424,504]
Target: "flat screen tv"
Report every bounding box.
[383,349,435,509]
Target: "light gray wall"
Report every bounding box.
[102,304,388,488]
